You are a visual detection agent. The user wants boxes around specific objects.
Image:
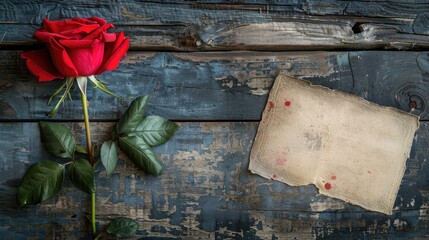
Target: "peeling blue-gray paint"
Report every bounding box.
[198,196,255,233]
[1,122,429,239]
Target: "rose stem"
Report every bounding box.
[80,89,97,237]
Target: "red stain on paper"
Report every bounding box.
[276,158,287,166]
[268,100,274,111]
[285,100,291,107]
[331,175,337,180]
[324,183,331,190]
[272,175,277,179]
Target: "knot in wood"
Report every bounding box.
[178,35,202,48]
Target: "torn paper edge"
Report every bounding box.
[249,75,420,215]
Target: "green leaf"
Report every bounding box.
[39,121,76,159]
[101,140,119,175]
[17,160,64,207]
[118,136,162,175]
[126,115,178,147]
[106,217,139,238]
[116,96,149,135]
[75,145,87,154]
[66,159,95,194]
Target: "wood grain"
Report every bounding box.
[2,1,429,239]
[1,1,429,50]
[1,50,428,121]
[0,122,428,239]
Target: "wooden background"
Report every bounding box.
[1,1,429,239]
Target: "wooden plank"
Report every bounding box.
[1,51,428,121]
[2,1,429,24]
[3,19,429,51]
[1,1,429,50]
[0,121,428,239]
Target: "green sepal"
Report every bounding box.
[49,77,74,117]
[88,75,122,99]
[47,81,67,106]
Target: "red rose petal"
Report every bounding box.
[42,18,100,38]
[83,23,114,41]
[34,30,74,42]
[96,33,129,74]
[66,39,104,76]
[99,32,122,65]
[20,48,64,81]
[112,32,125,53]
[67,24,100,35]
[102,32,117,42]
[48,38,79,77]
[43,18,90,33]
[87,16,107,26]
[59,39,95,49]
[24,17,126,78]
[42,18,72,33]
[74,17,105,26]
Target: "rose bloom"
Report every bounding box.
[21,17,129,81]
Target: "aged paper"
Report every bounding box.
[249,75,419,215]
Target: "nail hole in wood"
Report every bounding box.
[352,22,364,34]
[409,95,424,110]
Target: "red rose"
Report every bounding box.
[21,17,129,82]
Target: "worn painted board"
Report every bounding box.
[1,1,429,50]
[0,122,428,239]
[1,51,429,121]
[2,1,429,23]
[3,19,429,51]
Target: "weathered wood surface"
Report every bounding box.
[2,1,429,239]
[1,122,428,239]
[2,51,429,121]
[1,1,429,50]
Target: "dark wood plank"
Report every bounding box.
[1,2,428,240]
[0,121,428,239]
[1,51,428,121]
[1,1,429,50]
[3,1,429,24]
